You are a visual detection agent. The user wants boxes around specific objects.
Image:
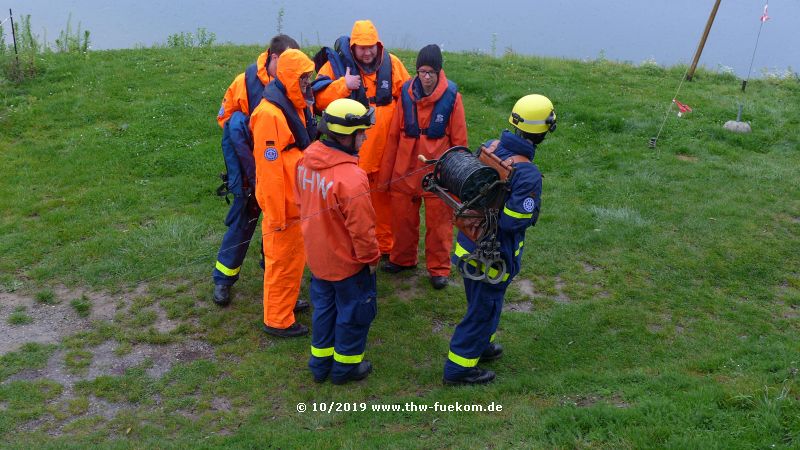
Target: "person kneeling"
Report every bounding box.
[295,99,381,384]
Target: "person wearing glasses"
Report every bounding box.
[377,44,468,290]
[250,49,319,338]
[295,99,380,384]
[212,35,303,308]
[313,20,410,259]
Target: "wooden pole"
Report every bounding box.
[686,0,721,81]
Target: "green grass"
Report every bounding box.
[7,306,33,325]
[0,45,799,448]
[69,295,92,317]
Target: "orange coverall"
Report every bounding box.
[216,51,273,128]
[378,70,468,276]
[314,20,410,255]
[250,49,315,329]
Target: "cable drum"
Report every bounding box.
[432,147,499,209]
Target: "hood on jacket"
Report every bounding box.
[350,20,384,58]
[256,51,272,84]
[276,49,315,110]
[303,141,359,171]
[410,69,451,104]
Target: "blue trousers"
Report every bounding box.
[308,266,377,382]
[212,195,263,285]
[444,277,506,380]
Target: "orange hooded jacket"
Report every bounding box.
[315,20,410,174]
[295,140,380,281]
[250,49,315,230]
[216,51,273,127]
[378,70,468,196]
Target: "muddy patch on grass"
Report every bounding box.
[676,154,699,162]
[504,301,534,313]
[514,279,539,299]
[562,393,631,409]
[5,339,216,388]
[553,276,571,304]
[0,289,122,355]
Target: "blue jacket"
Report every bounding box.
[452,130,542,283]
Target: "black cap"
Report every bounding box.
[416,44,442,72]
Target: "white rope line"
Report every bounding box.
[652,64,691,147]
[129,158,441,288]
[745,1,769,86]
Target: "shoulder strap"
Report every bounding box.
[244,63,266,116]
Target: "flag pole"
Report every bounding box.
[687,0,722,81]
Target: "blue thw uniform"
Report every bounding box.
[212,58,272,287]
[445,130,542,380]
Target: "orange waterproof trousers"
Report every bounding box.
[262,221,305,328]
[368,174,393,255]
[389,191,453,277]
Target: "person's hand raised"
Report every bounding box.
[344,66,361,90]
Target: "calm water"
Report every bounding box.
[5,0,799,78]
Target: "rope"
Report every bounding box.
[119,156,442,290]
[436,148,498,208]
[650,64,691,148]
[744,1,769,89]
[0,16,10,26]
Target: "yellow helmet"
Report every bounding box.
[321,98,375,135]
[508,94,557,134]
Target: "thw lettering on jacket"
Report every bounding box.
[297,164,334,200]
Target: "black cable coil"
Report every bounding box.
[434,147,499,209]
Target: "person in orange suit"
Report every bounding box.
[295,99,380,384]
[212,35,302,308]
[378,44,468,290]
[250,49,318,337]
[313,20,410,256]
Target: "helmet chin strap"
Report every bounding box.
[513,127,546,145]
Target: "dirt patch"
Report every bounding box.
[647,323,663,333]
[503,301,533,313]
[553,276,571,304]
[782,304,799,320]
[562,393,630,408]
[581,262,600,272]
[212,396,232,412]
[514,278,539,299]
[431,318,455,337]
[5,339,216,388]
[0,289,120,355]
[676,154,699,162]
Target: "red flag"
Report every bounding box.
[673,98,692,117]
[760,4,770,23]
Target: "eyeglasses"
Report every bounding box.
[417,70,437,78]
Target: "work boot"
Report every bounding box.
[479,342,504,362]
[331,361,373,385]
[213,284,231,306]
[443,367,496,386]
[294,299,310,312]
[381,261,416,274]
[430,276,449,290]
[262,322,308,338]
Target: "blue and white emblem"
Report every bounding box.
[217,105,225,117]
[435,114,445,123]
[264,147,279,161]
[381,80,389,89]
[523,197,535,213]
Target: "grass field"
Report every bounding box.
[1,44,799,448]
